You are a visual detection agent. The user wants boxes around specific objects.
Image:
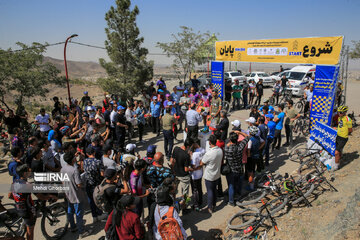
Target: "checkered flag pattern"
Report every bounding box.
[213,83,223,98]
[310,95,333,131]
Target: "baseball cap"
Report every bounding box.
[184,89,189,94]
[126,143,136,152]
[106,94,111,98]
[120,195,141,208]
[84,91,88,94]
[147,145,157,154]
[265,114,274,119]
[165,94,170,97]
[152,96,157,100]
[245,117,256,124]
[104,168,117,179]
[167,101,173,106]
[231,120,241,128]
[117,105,125,111]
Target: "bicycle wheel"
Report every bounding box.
[288,143,308,162]
[301,119,310,136]
[222,101,230,112]
[41,202,68,240]
[291,182,315,205]
[227,207,260,230]
[0,203,25,238]
[260,195,289,216]
[294,101,303,113]
[269,96,275,106]
[236,190,267,207]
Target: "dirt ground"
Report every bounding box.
[0,81,359,240]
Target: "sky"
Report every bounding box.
[0,0,359,65]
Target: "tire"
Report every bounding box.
[301,119,310,136]
[40,202,69,240]
[269,96,275,106]
[222,101,230,112]
[236,190,267,207]
[260,195,289,216]
[227,207,260,230]
[295,101,304,113]
[289,143,308,163]
[0,203,25,238]
[291,182,315,205]
[255,171,281,188]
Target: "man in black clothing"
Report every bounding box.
[225,79,232,103]
[216,110,229,141]
[170,138,194,209]
[255,79,264,106]
[281,75,292,94]
[242,81,249,109]
[4,109,21,136]
[115,106,128,151]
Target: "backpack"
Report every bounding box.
[105,210,119,240]
[93,179,115,213]
[157,206,184,240]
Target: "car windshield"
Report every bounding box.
[230,72,241,76]
[287,72,306,80]
[258,73,269,77]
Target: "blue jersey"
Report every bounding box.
[275,112,285,130]
[267,121,276,139]
[260,105,275,114]
[150,102,161,118]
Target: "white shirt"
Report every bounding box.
[35,113,51,132]
[125,108,135,122]
[102,156,116,170]
[186,109,202,127]
[202,146,223,181]
[110,110,117,128]
[191,148,205,180]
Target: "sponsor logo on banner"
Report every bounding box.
[310,121,337,156]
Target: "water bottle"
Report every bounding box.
[244,226,253,234]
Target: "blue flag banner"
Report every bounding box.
[310,121,337,156]
[211,61,225,100]
[309,65,339,132]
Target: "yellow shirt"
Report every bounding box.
[337,116,352,138]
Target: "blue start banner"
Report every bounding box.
[211,61,225,100]
[310,121,337,156]
[310,65,339,132]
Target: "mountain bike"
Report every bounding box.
[292,116,310,137]
[0,201,25,238]
[294,97,306,113]
[34,200,68,240]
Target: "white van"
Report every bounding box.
[284,65,315,96]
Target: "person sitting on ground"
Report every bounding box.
[104,195,145,240]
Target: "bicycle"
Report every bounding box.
[294,97,307,113]
[34,199,69,240]
[0,201,25,238]
[292,116,310,137]
[228,199,279,237]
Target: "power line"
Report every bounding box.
[0,42,65,55]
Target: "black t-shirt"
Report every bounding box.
[256,83,264,95]
[242,83,249,94]
[250,111,260,121]
[225,84,232,100]
[115,113,126,133]
[4,116,21,134]
[81,96,91,106]
[281,78,288,87]
[172,147,191,177]
[104,182,123,213]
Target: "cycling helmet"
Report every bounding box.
[249,126,259,136]
[338,105,348,113]
[283,180,295,192]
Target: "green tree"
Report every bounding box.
[349,40,360,59]
[98,0,153,98]
[0,42,63,109]
[157,26,215,82]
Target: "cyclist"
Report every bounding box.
[272,80,282,105]
[335,106,352,170]
[303,84,314,117]
[280,75,292,95]
[12,164,57,240]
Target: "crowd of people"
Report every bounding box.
[2,75,352,240]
